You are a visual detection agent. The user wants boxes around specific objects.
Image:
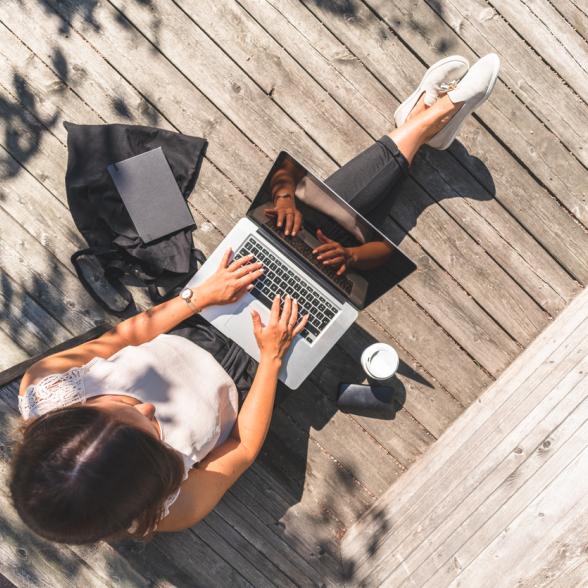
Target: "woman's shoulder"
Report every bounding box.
[18,359,100,420]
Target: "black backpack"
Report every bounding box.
[64,122,207,315]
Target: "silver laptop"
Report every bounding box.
[187,152,416,389]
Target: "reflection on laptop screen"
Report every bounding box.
[248,152,417,310]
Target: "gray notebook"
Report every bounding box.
[107,147,195,244]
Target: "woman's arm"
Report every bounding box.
[156,295,308,532]
[312,229,394,275]
[19,250,263,394]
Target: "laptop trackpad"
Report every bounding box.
[224,297,268,359]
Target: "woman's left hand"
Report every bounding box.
[198,249,264,307]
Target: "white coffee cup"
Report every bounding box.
[361,343,399,380]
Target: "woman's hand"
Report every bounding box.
[312,229,353,276]
[251,295,309,362]
[198,249,264,307]
[264,195,303,237]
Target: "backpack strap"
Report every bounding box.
[71,248,135,316]
[72,247,206,314]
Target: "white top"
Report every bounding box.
[18,334,239,532]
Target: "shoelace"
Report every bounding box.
[424,78,460,106]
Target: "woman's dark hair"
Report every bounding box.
[9,405,185,544]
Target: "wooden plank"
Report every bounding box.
[168,0,547,353]
[283,377,408,494]
[0,490,113,588]
[443,440,588,587]
[229,463,341,578]
[489,0,588,100]
[366,349,588,585]
[395,376,588,585]
[471,478,588,587]
[0,142,85,254]
[117,532,251,588]
[208,497,317,586]
[191,517,290,588]
[426,0,588,167]
[176,0,373,164]
[1,0,494,419]
[0,328,29,371]
[0,101,105,335]
[516,511,588,587]
[550,0,588,41]
[0,207,99,333]
[298,0,588,270]
[346,323,588,578]
[0,273,69,360]
[96,0,337,176]
[385,181,549,346]
[261,418,374,528]
[341,288,588,572]
[0,573,15,588]
[303,335,435,467]
[550,559,588,588]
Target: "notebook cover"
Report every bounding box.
[107,147,195,244]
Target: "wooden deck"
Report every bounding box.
[341,286,588,587]
[0,0,587,585]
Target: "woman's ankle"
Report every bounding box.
[421,96,463,139]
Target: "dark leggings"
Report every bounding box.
[170,136,409,399]
[323,135,409,227]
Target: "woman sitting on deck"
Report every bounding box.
[9,54,499,544]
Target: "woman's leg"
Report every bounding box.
[323,93,462,224]
[389,94,462,165]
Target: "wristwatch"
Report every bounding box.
[180,287,198,312]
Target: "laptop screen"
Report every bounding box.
[247,151,417,310]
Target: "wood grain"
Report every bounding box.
[342,288,588,585]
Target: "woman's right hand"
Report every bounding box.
[251,295,309,362]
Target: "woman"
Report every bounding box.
[9,54,499,544]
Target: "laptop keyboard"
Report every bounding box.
[233,235,339,344]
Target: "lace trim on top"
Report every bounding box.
[17,363,94,419]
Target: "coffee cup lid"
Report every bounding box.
[361,343,399,380]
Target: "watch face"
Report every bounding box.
[181,288,192,301]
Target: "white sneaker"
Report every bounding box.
[394,55,469,127]
[427,53,501,150]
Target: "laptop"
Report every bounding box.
[187,151,416,389]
